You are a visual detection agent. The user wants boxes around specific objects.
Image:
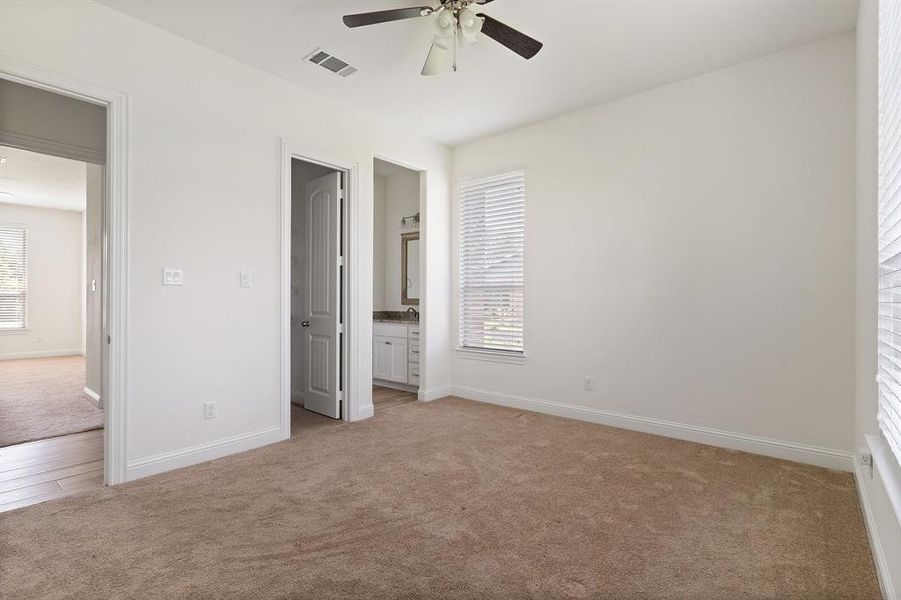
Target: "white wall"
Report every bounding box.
[0,203,83,359]
[373,167,420,312]
[854,0,901,594]
[0,0,452,474]
[450,34,856,465]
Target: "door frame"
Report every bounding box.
[372,153,428,400]
[0,55,130,485]
[280,140,362,430]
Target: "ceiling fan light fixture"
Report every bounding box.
[341,0,543,75]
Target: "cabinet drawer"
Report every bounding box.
[374,323,409,338]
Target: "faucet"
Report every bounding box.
[406,307,419,322]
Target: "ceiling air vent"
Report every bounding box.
[304,48,358,78]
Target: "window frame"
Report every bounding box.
[455,169,527,363]
[0,222,28,333]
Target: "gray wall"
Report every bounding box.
[0,79,106,164]
[85,163,104,400]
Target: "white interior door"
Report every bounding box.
[302,172,342,418]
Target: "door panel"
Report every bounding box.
[302,172,342,418]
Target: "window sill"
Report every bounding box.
[0,327,29,336]
[456,348,526,365]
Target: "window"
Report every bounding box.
[458,170,525,355]
[877,0,901,466]
[0,225,27,330]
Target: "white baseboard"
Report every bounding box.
[451,386,854,472]
[0,348,83,360]
[126,426,285,481]
[291,390,304,406]
[418,385,452,402]
[83,386,101,408]
[854,461,898,600]
[355,403,374,420]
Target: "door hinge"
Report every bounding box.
[338,323,345,334]
[338,256,345,267]
[337,391,344,401]
[107,334,111,345]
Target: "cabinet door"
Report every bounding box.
[373,336,393,381]
[388,339,408,382]
[373,336,408,383]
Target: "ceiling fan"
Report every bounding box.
[342,0,543,75]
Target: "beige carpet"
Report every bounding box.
[0,356,103,447]
[0,397,880,599]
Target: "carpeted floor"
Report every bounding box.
[0,356,103,447]
[0,397,880,599]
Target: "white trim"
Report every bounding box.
[1,55,130,486]
[451,386,855,471]
[0,328,29,335]
[126,426,283,480]
[867,433,901,530]
[0,130,105,165]
[356,403,374,420]
[281,140,364,427]
[0,348,83,360]
[83,386,101,408]
[456,348,526,364]
[418,385,452,402]
[855,458,899,600]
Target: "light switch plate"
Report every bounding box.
[240,270,252,288]
[163,268,184,286]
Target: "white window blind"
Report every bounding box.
[0,225,27,330]
[458,170,525,354]
[878,0,901,466]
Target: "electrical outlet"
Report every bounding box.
[163,268,184,286]
[240,270,252,288]
[584,377,595,391]
[204,401,216,419]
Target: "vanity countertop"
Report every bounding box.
[373,319,419,325]
[373,311,419,326]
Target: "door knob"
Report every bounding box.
[301,320,310,327]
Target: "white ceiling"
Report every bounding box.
[99,0,858,145]
[0,146,87,212]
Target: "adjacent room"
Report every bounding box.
[0,143,105,511]
[372,157,422,412]
[1,0,900,598]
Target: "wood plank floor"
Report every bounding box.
[0,429,103,512]
[372,385,417,410]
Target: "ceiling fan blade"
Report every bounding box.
[421,42,450,76]
[477,14,543,59]
[343,7,431,28]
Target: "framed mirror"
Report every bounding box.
[401,231,420,306]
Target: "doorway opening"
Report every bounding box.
[289,158,347,430]
[0,145,105,511]
[371,158,423,412]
